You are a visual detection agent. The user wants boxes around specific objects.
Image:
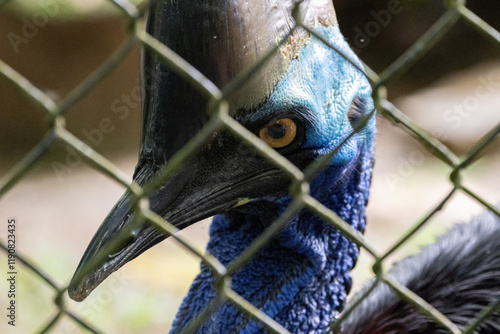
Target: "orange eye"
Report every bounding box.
[258,118,297,148]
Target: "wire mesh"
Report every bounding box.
[0,0,499,333]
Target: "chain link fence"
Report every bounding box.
[0,0,499,333]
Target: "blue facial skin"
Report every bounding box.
[243,25,374,166]
[171,25,375,333]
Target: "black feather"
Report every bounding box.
[341,209,500,334]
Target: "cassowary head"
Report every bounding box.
[69,0,375,331]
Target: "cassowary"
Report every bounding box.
[67,0,498,333]
[69,0,373,332]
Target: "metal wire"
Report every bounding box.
[0,0,499,333]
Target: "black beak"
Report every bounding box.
[68,131,295,301]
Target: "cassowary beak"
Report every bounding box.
[69,0,337,302]
[68,146,289,302]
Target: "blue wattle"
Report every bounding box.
[170,144,373,333]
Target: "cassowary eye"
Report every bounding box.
[259,118,297,148]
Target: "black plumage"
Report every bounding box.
[342,210,500,334]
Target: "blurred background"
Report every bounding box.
[0,0,499,333]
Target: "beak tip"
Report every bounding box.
[68,292,86,302]
[68,278,90,302]
[68,267,100,302]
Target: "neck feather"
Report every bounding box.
[171,147,373,333]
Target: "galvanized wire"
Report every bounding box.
[0,0,499,333]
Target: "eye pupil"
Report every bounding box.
[267,124,286,139]
[258,118,297,149]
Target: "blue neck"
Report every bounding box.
[170,145,373,333]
